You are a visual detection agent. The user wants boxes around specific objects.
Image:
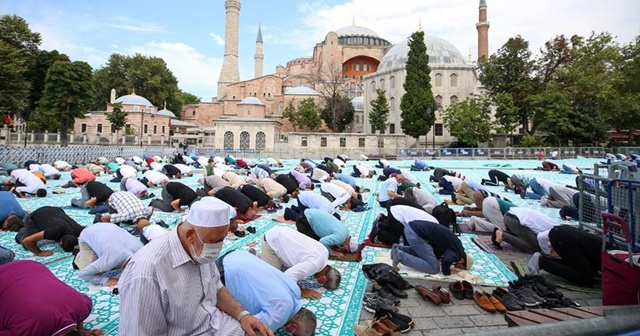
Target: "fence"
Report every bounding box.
[0,146,176,167]
[396,147,634,160]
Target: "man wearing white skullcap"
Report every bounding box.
[118,197,273,336]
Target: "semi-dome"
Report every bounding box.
[335,25,379,38]
[238,97,265,105]
[284,86,320,96]
[351,96,364,111]
[378,35,467,72]
[157,109,177,118]
[114,93,153,107]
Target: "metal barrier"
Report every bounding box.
[396,147,609,160]
[0,146,176,166]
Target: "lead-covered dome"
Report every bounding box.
[351,96,364,111]
[157,109,177,118]
[238,97,264,105]
[114,93,153,107]
[284,86,320,96]
[378,35,467,72]
[335,25,379,38]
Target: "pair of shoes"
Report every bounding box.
[493,287,525,311]
[372,283,401,305]
[374,308,413,333]
[363,294,397,313]
[414,285,442,305]
[353,320,395,336]
[234,230,246,237]
[473,291,507,313]
[491,228,502,249]
[246,226,256,234]
[432,285,451,303]
[449,281,464,300]
[507,281,544,307]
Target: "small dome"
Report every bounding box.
[157,109,176,118]
[114,93,153,107]
[335,25,379,38]
[378,35,467,72]
[284,86,320,96]
[351,96,364,111]
[238,97,265,105]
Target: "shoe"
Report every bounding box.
[363,294,397,313]
[528,252,541,275]
[373,284,401,305]
[520,189,526,199]
[509,281,545,303]
[485,292,507,313]
[156,220,169,228]
[473,291,496,313]
[374,309,412,333]
[234,230,246,238]
[354,320,392,336]
[492,287,525,311]
[432,285,451,304]
[507,283,543,307]
[449,281,465,300]
[415,285,442,305]
[504,185,509,192]
[462,280,474,299]
[377,316,401,333]
[246,226,256,234]
[384,284,408,299]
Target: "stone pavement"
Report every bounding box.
[357,251,602,335]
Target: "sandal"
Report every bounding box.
[234,230,246,237]
[246,226,256,234]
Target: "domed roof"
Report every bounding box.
[284,86,320,96]
[114,93,153,107]
[238,97,264,105]
[157,109,177,118]
[378,35,467,72]
[335,25,379,37]
[351,96,365,111]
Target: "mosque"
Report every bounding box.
[74,0,489,151]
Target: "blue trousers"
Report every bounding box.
[396,225,439,274]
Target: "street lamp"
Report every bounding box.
[139,108,144,147]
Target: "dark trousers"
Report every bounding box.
[295,215,320,241]
[502,213,541,253]
[110,169,124,183]
[352,166,362,177]
[150,188,176,212]
[482,170,509,186]
[438,177,455,195]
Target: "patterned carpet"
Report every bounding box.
[0,157,603,335]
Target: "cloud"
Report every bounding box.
[109,16,167,33]
[128,41,223,99]
[209,33,225,46]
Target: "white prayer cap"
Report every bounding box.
[537,229,552,255]
[349,237,359,253]
[186,197,235,228]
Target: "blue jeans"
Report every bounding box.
[0,246,15,265]
[526,178,547,200]
[560,164,576,174]
[396,225,439,274]
[438,177,454,195]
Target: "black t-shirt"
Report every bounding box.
[240,185,270,207]
[24,206,84,241]
[275,174,298,194]
[85,181,114,203]
[214,187,253,213]
[163,165,181,178]
[165,182,198,206]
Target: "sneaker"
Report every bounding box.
[508,284,543,307]
[509,281,546,303]
[374,309,413,333]
[528,252,541,275]
[354,320,392,336]
[373,284,401,304]
[492,287,524,311]
[363,295,398,313]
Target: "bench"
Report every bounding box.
[505,306,620,327]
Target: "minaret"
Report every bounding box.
[476,0,490,61]
[217,0,241,99]
[254,25,264,78]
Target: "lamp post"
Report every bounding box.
[139,108,144,147]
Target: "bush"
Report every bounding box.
[517,134,545,147]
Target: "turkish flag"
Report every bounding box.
[4,114,11,126]
[168,118,171,127]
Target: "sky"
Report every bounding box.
[2,0,639,102]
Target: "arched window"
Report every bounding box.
[371,81,376,91]
[450,95,459,103]
[435,73,443,87]
[224,131,234,150]
[389,97,395,112]
[240,131,250,150]
[435,95,443,108]
[380,79,385,89]
[390,76,395,89]
[246,109,251,116]
[450,73,458,87]
[256,131,266,150]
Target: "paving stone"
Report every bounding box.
[460,327,482,333]
[442,304,483,316]
[420,328,465,335]
[582,298,602,306]
[434,316,476,329]
[469,314,509,327]
[412,317,439,331]
[479,326,508,331]
[400,298,423,308]
[407,305,447,318]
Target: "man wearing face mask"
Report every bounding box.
[118,197,273,336]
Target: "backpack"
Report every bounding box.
[432,202,460,234]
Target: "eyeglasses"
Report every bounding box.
[283,322,297,336]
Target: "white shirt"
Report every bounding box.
[355,165,370,176]
[15,171,46,194]
[144,170,168,185]
[264,227,328,282]
[411,188,438,213]
[399,169,419,185]
[39,164,59,177]
[119,164,138,178]
[122,177,148,198]
[379,159,389,168]
[28,164,40,172]
[330,179,356,197]
[131,156,143,164]
[534,178,556,194]
[298,191,335,214]
[10,169,30,180]
[182,156,195,165]
[333,158,345,167]
[197,157,208,168]
[150,162,163,171]
[115,157,125,165]
[173,164,192,175]
[53,160,71,170]
[390,205,437,225]
[507,208,556,234]
[320,182,350,208]
[142,224,169,241]
[443,175,463,189]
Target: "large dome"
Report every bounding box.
[114,93,153,107]
[284,86,320,96]
[378,35,467,72]
[335,25,379,37]
[157,109,177,118]
[238,97,264,105]
[351,96,364,111]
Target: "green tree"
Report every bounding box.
[529,85,574,146]
[174,90,200,118]
[400,30,437,145]
[369,88,390,133]
[282,101,300,131]
[35,61,94,146]
[493,93,519,144]
[609,35,640,142]
[320,95,354,132]
[0,15,41,119]
[106,102,128,136]
[91,53,181,113]
[441,96,493,146]
[297,98,321,131]
[23,50,70,128]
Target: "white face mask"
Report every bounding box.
[191,230,223,265]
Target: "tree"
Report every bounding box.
[24,50,70,129]
[35,61,94,146]
[400,30,437,145]
[442,96,493,146]
[317,60,354,131]
[282,101,300,131]
[610,35,640,142]
[174,90,200,118]
[297,98,322,131]
[0,15,41,119]
[493,93,519,145]
[106,102,128,136]
[369,88,390,133]
[91,53,181,113]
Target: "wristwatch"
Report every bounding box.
[236,310,251,321]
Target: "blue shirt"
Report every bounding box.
[378,178,398,202]
[465,181,485,191]
[257,164,273,175]
[298,191,335,214]
[223,250,301,331]
[0,191,26,222]
[334,173,356,187]
[304,209,349,254]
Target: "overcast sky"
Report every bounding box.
[2,0,638,102]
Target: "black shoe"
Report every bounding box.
[386,314,412,333]
[246,226,256,234]
[520,190,526,199]
[373,285,401,305]
[156,220,169,229]
[384,284,408,299]
[363,295,397,313]
[492,287,524,311]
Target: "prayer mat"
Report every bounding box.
[510,261,602,294]
[0,230,71,265]
[472,235,528,257]
[362,233,517,286]
[329,250,363,262]
[362,237,392,249]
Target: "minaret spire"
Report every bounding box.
[254,24,264,78]
[217,0,241,99]
[418,17,422,32]
[476,0,490,61]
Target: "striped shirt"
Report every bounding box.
[118,227,227,336]
[108,191,152,223]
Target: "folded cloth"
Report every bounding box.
[271,215,295,224]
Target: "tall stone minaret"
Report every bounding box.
[254,25,264,78]
[476,0,490,61]
[217,0,241,99]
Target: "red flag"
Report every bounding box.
[168,118,172,127]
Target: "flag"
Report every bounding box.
[168,118,172,127]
